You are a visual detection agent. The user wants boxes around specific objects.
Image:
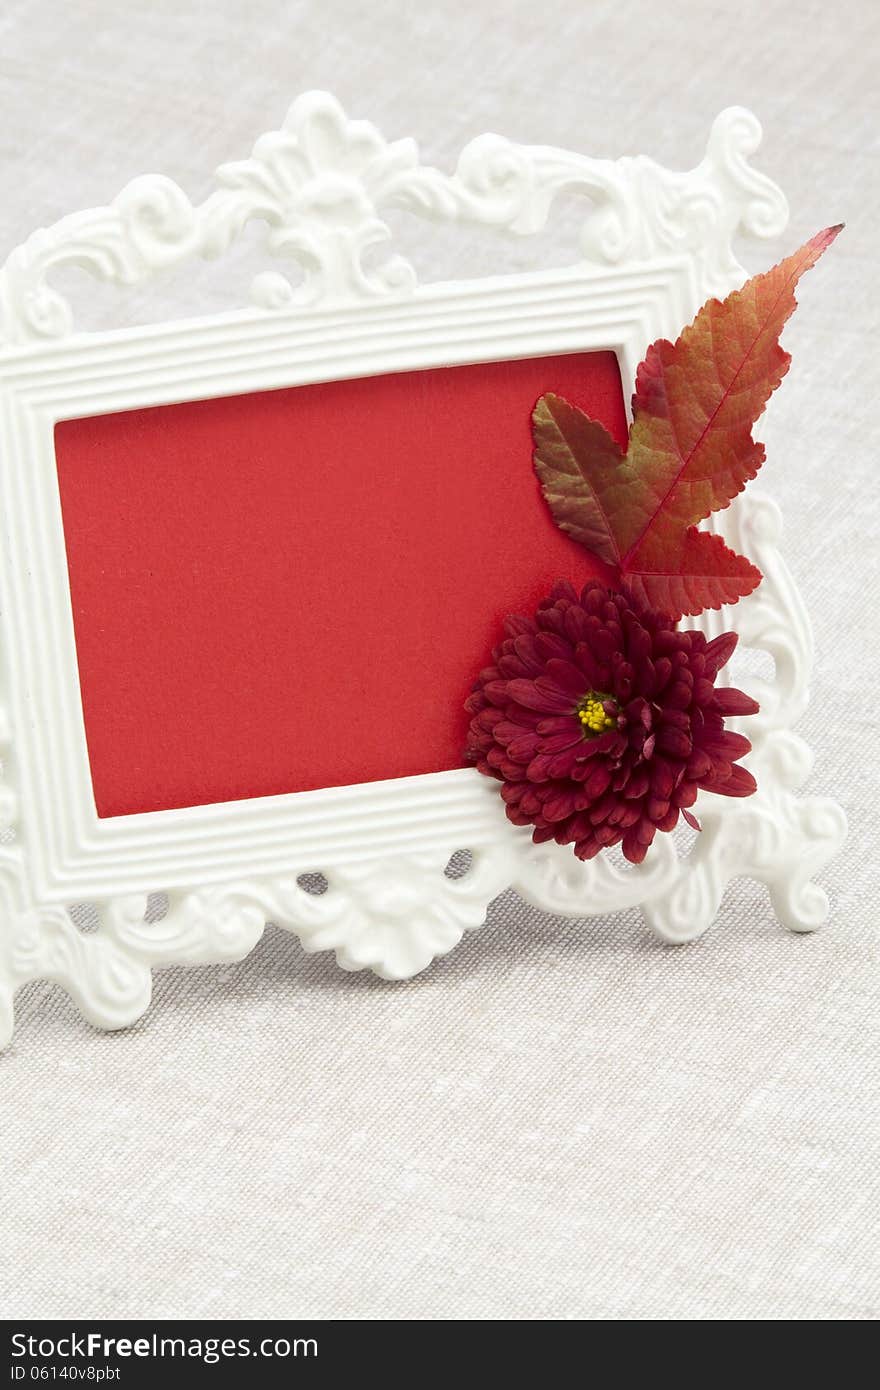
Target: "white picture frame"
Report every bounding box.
[0,93,847,1044]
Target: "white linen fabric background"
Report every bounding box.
[1,0,878,1322]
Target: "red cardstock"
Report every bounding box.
[54,352,626,817]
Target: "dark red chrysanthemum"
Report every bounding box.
[465,580,758,864]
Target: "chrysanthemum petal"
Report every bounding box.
[713,764,758,797]
[704,631,738,677]
[505,678,570,713]
[713,687,760,716]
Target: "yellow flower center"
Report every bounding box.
[577,690,617,736]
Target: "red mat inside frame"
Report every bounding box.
[54,351,627,818]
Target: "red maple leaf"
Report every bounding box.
[533,226,841,618]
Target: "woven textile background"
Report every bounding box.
[1,0,878,1321]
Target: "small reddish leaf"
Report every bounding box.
[620,226,842,570]
[621,526,762,617]
[532,393,624,569]
[532,227,841,619]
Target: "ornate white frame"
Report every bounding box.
[0,93,847,1044]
